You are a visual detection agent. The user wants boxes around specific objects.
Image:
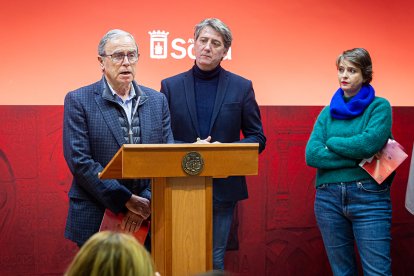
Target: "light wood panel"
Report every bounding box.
[99,143,259,179]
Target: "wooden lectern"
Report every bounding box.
[99,143,259,276]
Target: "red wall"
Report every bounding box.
[0,106,413,275]
[1,1,413,275]
[1,0,414,106]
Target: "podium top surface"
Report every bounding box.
[121,143,256,149]
[99,143,259,179]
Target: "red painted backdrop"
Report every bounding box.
[0,106,413,275]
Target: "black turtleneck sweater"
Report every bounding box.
[193,64,222,139]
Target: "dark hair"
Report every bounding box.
[336,48,373,84]
[194,18,232,50]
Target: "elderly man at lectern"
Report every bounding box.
[63,29,174,248]
[161,18,266,269]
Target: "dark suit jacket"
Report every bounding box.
[161,67,266,202]
[63,77,173,245]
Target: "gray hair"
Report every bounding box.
[336,48,373,84]
[194,18,232,50]
[98,29,138,56]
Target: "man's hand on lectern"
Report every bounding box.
[194,136,211,144]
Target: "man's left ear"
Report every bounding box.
[220,51,228,61]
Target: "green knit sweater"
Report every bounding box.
[305,97,392,187]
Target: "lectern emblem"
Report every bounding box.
[182,151,204,175]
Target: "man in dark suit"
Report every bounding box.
[160,18,266,270]
[63,29,173,247]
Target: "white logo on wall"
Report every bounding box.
[148,30,169,59]
[148,30,232,60]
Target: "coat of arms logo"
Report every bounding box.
[182,151,204,175]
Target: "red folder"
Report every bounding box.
[359,139,408,184]
[99,209,149,244]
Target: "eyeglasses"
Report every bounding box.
[101,51,139,63]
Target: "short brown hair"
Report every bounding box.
[336,48,373,84]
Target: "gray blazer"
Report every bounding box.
[63,77,173,245]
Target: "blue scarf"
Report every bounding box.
[330,84,375,119]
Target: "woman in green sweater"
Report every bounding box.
[306,48,393,276]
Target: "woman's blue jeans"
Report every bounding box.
[314,179,392,276]
[213,200,236,270]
